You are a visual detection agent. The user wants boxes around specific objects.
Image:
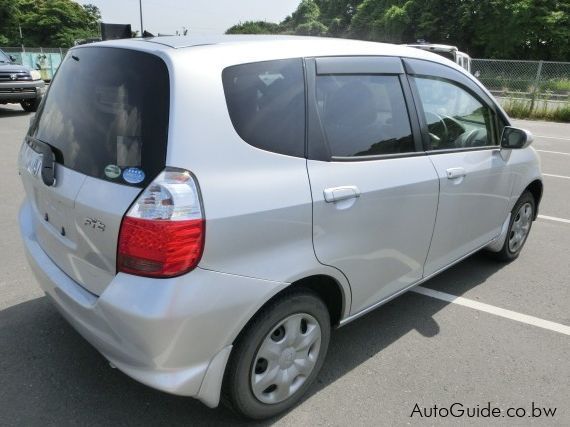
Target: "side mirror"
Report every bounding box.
[501,126,533,149]
[9,55,16,62]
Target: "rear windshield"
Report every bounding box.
[29,47,169,187]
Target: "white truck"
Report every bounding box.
[406,42,471,73]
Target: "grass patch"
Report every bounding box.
[540,78,570,93]
[477,78,570,95]
[502,98,570,122]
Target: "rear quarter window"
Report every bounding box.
[29,47,169,187]
[222,58,306,158]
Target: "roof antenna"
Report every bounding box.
[139,0,144,36]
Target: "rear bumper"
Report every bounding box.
[19,200,286,406]
[0,80,45,101]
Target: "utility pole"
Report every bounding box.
[19,24,25,52]
[139,0,144,36]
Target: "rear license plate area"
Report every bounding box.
[34,187,73,240]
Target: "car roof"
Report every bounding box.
[74,35,476,78]
[82,35,445,61]
[143,34,314,49]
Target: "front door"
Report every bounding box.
[407,64,514,276]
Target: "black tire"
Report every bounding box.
[223,289,331,420]
[20,97,42,112]
[488,191,535,262]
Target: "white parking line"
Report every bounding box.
[536,149,570,156]
[535,135,570,141]
[537,214,570,224]
[543,173,570,180]
[412,286,570,336]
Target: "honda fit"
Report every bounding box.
[18,36,542,419]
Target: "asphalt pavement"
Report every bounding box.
[0,103,568,426]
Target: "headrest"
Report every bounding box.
[325,81,377,129]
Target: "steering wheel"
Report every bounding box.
[424,111,448,147]
[442,114,470,145]
[441,114,465,131]
[462,128,483,147]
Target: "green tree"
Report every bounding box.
[295,21,328,36]
[350,0,412,42]
[224,0,570,60]
[278,0,329,35]
[0,0,20,44]
[462,0,570,60]
[313,0,359,35]
[226,21,280,35]
[0,0,101,47]
[290,0,322,26]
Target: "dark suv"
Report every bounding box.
[0,49,45,112]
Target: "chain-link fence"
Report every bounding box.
[472,59,570,103]
[1,47,69,81]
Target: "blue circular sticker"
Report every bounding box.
[123,167,145,184]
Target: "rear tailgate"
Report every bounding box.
[18,46,170,295]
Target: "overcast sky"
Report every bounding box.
[86,0,302,35]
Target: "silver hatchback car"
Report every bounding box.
[18,36,542,419]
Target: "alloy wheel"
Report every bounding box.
[508,202,533,253]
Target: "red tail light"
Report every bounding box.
[117,168,205,278]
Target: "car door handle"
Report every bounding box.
[446,167,467,179]
[323,186,360,203]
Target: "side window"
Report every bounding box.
[412,76,497,150]
[315,75,414,158]
[222,58,305,158]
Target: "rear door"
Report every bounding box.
[305,57,440,315]
[404,59,514,276]
[18,47,170,295]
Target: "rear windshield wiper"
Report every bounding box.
[26,137,57,187]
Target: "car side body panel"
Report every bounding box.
[163,49,320,285]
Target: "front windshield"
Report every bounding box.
[0,50,11,63]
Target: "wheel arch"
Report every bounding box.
[200,272,347,409]
[286,274,345,327]
[524,179,543,219]
[231,273,347,351]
